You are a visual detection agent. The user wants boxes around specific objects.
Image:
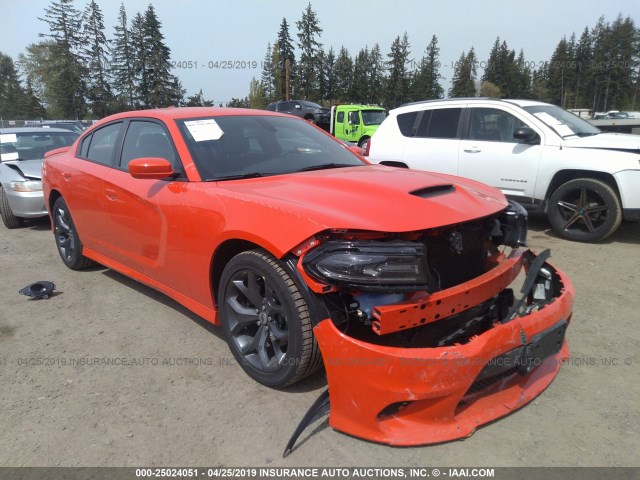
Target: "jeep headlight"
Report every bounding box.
[10,180,43,192]
[303,240,429,291]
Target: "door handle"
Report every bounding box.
[464,148,481,153]
[105,189,117,200]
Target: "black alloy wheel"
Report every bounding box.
[219,249,322,387]
[547,178,622,242]
[52,197,95,270]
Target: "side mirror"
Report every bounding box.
[128,157,176,179]
[514,127,540,145]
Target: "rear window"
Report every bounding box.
[396,111,419,137]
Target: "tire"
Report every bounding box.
[219,249,322,387]
[0,187,24,229]
[304,115,316,125]
[358,137,370,152]
[547,178,622,242]
[52,197,96,270]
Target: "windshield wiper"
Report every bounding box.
[295,163,358,173]
[206,172,265,181]
[562,132,599,139]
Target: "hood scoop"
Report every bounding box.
[410,184,455,199]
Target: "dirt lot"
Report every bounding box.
[1,215,638,467]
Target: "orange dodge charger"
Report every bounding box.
[42,107,573,451]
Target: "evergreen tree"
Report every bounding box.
[111,3,136,110]
[411,35,444,101]
[333,46,353,102]
[352,47,370,104]
[142,5,179,107]
[0,52,26,119]
[81,0,112,117]
[449,48,477,97]
[260,42,275,102]
[129,12,147,107]
[321,47,335,104]
[227,97,249,108]
[38,0,86,117]
[277,18,296,100]
[296,2,323,99]
[368,43,385,105]
[185,89,213,107]
[21,78,47,119]
[385,33,411,108]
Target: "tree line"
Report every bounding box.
[1,1,638,121]
[251,6,638,113]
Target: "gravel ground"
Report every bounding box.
[1,215,638,467]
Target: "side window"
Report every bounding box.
[468,108,529,142]
[419,108,462,139]
[396,111,419,137]
[79,134,91,158]
[280,102,291,111]
[86,122,122,166]
[348,111,359,125]
[337,111,345,123]
[120,121,176,169]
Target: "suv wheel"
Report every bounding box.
[547,178,622,242]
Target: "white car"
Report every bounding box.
[367,98,640,242]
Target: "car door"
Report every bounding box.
[102,119,189,292]
[67,122,123,253]
[458,106,543,204]
[401,107,463,175]
[334,110,346,139]
[345,110,360,143]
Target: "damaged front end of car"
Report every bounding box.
[283,200,573,455]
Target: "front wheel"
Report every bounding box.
[0,187,24,229]
[547,178,622,242]
[219,249,322,387]
[358,137,370,152]
[52,197,95,269]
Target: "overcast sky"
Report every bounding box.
[1,0,638,104]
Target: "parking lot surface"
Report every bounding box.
[1,216,638,466]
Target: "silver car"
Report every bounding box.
[0,127,78,228]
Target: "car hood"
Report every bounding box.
[1,159,43,180]
[564,132,640,151]
[216,165,508,235]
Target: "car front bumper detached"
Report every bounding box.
[284,248,573,454]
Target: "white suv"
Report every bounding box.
[367,98,640,242]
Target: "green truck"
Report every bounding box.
[329,104,386,150]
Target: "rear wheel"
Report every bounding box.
[0,187,24,229]
[547,178,622,242]
[219,249,322,387]
[358,137,370,152]
[52,197,95,269]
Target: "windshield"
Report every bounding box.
[0,131,78,161]
[523,104,601,137]
[176,115,366,181]
[361,110,386,126]
[300,101,323,109]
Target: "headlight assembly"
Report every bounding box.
[303,240,430,291]
[10,180,43,192]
